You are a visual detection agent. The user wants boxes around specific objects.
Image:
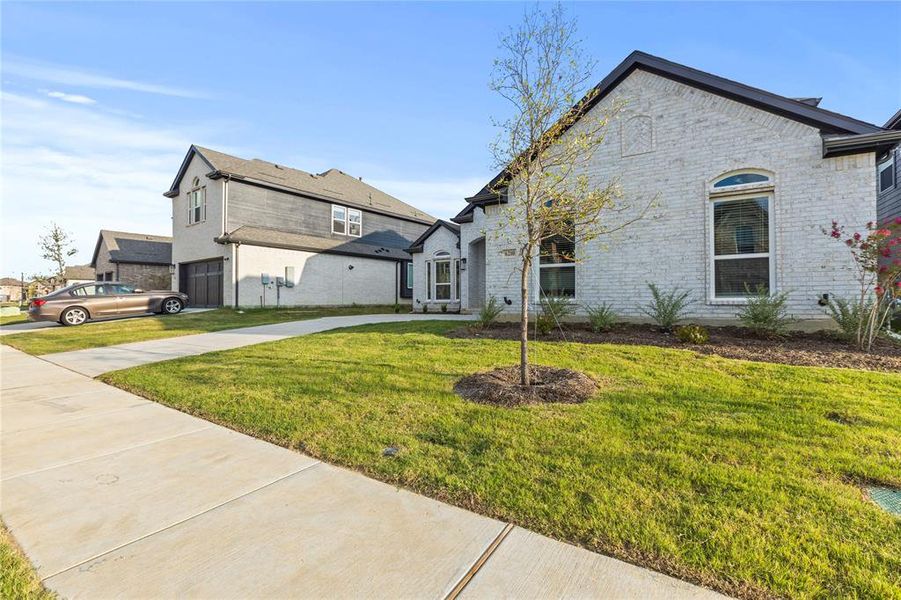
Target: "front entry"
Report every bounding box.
[179,259,223,307]
[467,238,486,310]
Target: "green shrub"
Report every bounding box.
[422,304,428,313]
[393,303,402,314]
[477,296,504,329]
[536,295,575,335]
[825,296,868,341]
[641,283,693,331]
[585,302,617,333]
[440,303,448,313]
[737,286,796,338]
[676,324,710,344]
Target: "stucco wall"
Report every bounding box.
[170,153,233,301]
[456,69,876,325]
[236,244,404,307]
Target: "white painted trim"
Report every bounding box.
[878,155,895,193]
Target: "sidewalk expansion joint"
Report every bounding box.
[445,522,514,600]
[40,460,323,582]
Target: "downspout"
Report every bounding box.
[234,242,240,308]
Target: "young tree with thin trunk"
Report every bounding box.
[488,4,649,386]
[39,222,77,280]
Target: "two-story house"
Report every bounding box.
[409,51,901,328]
[878,109,901,223]
[164,146,435,307]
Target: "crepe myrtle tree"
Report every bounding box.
[488,4,649,386]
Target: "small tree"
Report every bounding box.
[489,4,648,385]
[824,218,901,351]
[39,222,77,280]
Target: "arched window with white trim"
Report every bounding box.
[708,171,774,300]
[188,176,206,225]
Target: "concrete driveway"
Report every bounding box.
[1,316,728,599]
[0,307,213,336]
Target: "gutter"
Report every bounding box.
[822,130,901,158]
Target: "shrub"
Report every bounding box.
[641,283,693,331]
[676,324,710,344]
[585,302,617,333]
[393,303,402,314]
[477,296,504,329]
[422,304,428,314]
[737,286,796,338]
[440,303,448,313]
[825,296,869,341]
[536,295,575,335]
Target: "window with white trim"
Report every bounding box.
[406,262,413,290]
[539,224,576,298]
[709,172,773,299]
[878,155,895,193]
[188,177,206,225]
[434,251,451,300]
[331,204,362,237]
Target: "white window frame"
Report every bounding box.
[331,205,347,235]
[707,192,775,303]
[187,178,206,225]
[406,262,413,290]
[538,230,576,300]
[331,204,362,237]
[429,251,458,302]
[878,155,895,193]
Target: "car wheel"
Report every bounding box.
[61,307,89,326]
[162,297,183,315]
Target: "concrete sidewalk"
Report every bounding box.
[41,313,474,376]
[1,320,728,598]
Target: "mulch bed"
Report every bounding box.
[454,365,598,406]
[448,323,901,373]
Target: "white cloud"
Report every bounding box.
[0,92,218,276]
[4,56,204,99]
[47,90,97,105]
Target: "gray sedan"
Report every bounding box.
[28,283,189,326]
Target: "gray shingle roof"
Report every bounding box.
[172,146,435,225]
[92,230,172,266]
[63,264,95,280]
[218,226,411,261]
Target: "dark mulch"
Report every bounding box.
[454,365,598,406]
[449,323,901,373]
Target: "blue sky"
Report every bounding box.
[2,1,899,276]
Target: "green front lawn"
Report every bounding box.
[102,321,901,599]
[0,313,28,326]
[1,521,55,600]
[0,305,400,355]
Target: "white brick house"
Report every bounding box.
[409,52,901,326]
[165,146,434,307]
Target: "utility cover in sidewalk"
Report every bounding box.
[867,486,901,516]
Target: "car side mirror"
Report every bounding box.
[133,288,144,293]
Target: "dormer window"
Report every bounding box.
[188,177,206,225]
[332,204,362,237]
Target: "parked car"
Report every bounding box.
[28,282,189,326]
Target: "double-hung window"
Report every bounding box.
[406,262,413,291]
[539,225,576,298]
[188,177,206,225]
[709,171,774,299]
[331,204,362,237]
[434,256,451,300]
[878,155,895,193]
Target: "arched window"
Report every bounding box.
[708,171,774,300]
[188,176,206,224]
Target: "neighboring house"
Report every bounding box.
[90,230,173,290]
[409,51,901,326]
[164,146,434,307]
[0,278,24,303]
[877,109,901,223]
[61,264,95,288]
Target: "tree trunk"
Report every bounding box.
[520,258,530,386]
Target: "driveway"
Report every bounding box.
[0,307,213,337]
[1,315,728,598]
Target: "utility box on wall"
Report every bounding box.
[284,266,295,288]
[261,273,270,285]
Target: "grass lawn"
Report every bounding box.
[0,313,28,326]
[0,305,399,355]
[1,521,55,600]
[101,321,901,599]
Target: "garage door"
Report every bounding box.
[179,259,223,307]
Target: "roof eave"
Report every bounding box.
[822,130,901,158]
